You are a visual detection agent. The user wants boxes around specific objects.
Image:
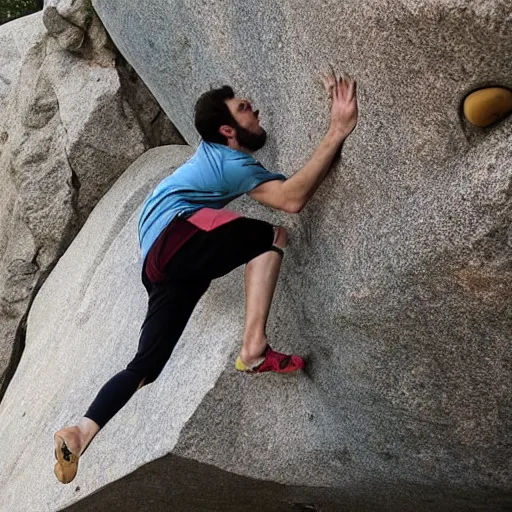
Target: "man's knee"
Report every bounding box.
[273,226,288,248]
[126,364,160,390]
[135,372,159,390]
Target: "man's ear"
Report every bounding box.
[219,124,236,140]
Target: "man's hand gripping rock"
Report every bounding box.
[321,69,358,143]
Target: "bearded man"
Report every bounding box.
[53,71,358,483]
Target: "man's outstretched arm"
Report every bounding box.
[249,73,358,213]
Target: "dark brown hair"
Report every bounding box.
[194,86,236,145]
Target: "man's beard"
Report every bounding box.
[234,123,267,152]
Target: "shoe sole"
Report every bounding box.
[54,435,79,484]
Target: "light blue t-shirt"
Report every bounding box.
[138,141,286,260]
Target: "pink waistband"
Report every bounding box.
[187,208,242,231]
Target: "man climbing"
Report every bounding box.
[53,70,358,483]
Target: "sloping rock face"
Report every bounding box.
[0,7,183,399]
[94,0,510,506]
[92,0,512,492]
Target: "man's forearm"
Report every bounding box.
[248,75,357,214]
[282,128,347,212]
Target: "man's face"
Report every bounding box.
[225,97,267,151]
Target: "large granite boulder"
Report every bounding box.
[0,7,183,400]
[89,0,512,498]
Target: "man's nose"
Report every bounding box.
[254,109,259,118]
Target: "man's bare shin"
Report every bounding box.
[241,227,287,365]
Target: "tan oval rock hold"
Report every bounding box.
[463,87,512,127]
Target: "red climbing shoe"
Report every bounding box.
[235,345,304,374]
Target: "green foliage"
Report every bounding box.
[84,0,94,28]
[0,0,43,26]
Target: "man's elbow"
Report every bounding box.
[282,199,304,214]
[280,182,305,213]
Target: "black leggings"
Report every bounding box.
[84,218,274,428]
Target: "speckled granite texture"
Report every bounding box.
[1,0,511,510]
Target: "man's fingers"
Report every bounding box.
[323,69,356,102]
[340,76,356,102]
[334,77,340,101]
[338,76,347,101]
[347,78,356,100]
[322,76,336,93]
[321,71,336,95]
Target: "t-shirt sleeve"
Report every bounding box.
[222,158,286,196]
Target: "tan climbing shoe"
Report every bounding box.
[463,87,512,127]
[54,434,79,484]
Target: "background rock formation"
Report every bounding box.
[0,0,512,510]
[0,5,183,401]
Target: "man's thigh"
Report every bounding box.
[164,217,274,282]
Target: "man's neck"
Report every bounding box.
[226,139,253,155]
